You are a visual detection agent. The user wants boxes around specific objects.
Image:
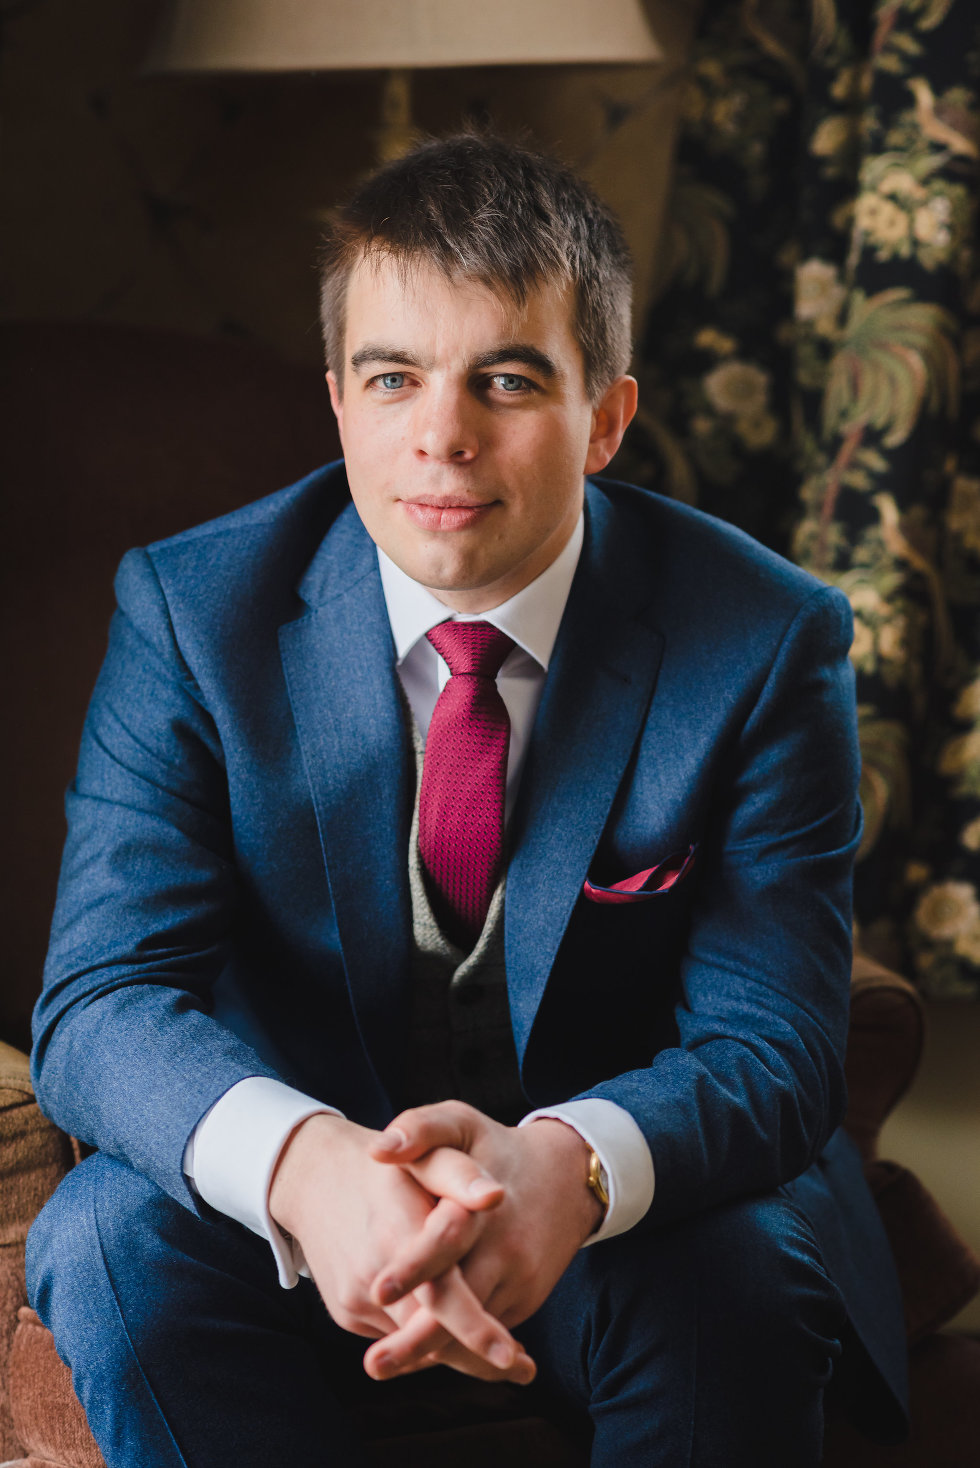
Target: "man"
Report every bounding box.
[28,133,906,1465]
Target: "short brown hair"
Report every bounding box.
[319,132,633,401]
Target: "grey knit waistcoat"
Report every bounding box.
[400,718,526,1125]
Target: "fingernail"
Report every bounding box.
[377,1278,402,1305]
[372,1352,393,1375]
[467,1176,499,1200]
[374,1127,407,1152]
[489,1342,514,1369]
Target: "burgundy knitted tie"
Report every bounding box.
[419,621,515,945]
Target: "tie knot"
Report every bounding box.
[427,620,514,679]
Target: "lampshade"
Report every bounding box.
[150,0,662,73]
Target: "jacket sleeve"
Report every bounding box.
[578,583,862,1226]
[32,547,285,1212]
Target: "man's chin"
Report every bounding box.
[395,552,512,609]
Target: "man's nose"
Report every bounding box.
[413,384,478,463]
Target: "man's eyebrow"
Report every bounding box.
[349,346,429,372]
[470,345,561,379]
[347,342,562,379]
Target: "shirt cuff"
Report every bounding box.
[183,1076,342,1289]
[518,1098,655,1244]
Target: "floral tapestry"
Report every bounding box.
[619,0,980,996]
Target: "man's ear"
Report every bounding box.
[326,370,344,441]
[584,375,638,476]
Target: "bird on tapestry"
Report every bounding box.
[907,77,979,161]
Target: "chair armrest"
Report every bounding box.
[844,952,925,1163]
[0,1041,78,1460]
[0,1044,77,1248]
[867,1160,980,1342]
[0,1042,32,1095]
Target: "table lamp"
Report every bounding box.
[149,0,662,158]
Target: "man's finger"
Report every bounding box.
[363,1304,448,1379]
[372,1196,503,1307]
[370,1102,478,1163]
[372,1197,484,1307]
[412,1267,516,1364]
[420,1339,538,1385]
[394,1145,504,1212]
[364,1267,527,1382]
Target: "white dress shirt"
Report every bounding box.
[185,509,655,1287]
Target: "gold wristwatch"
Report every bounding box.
[586,1149,609,1221]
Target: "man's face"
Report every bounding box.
[327,254,636,612]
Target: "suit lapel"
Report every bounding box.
[279,503,413,1108]
[506,482,665,1063]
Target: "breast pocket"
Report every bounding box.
[582,843,698,905]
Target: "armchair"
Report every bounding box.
[2,321,978,1466]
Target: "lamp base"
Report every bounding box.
[376,68,417,162]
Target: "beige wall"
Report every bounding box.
[2,0,695,365]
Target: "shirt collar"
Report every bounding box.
[378,510,584,673]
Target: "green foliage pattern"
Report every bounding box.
[618,0,980,997]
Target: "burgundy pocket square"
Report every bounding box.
[583,844,698,905]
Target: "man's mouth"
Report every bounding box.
[400,499,498,532]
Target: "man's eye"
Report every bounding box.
[492,373,528,393]
[379,373,405,390]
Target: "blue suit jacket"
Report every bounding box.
[33,463,907,1429]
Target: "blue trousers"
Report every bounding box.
[27,1152,844,1467]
